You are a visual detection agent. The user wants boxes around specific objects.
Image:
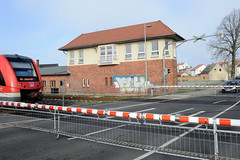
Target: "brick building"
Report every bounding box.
[59,20,184,95]
[39,64,70,94]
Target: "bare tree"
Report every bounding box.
[209,9,240,80]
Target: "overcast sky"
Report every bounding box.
[1,0,239,67]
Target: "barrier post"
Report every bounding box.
[213,118,219,160]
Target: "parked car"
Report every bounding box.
[222,81,240,93]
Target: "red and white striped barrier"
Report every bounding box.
[1,100,240,127]
[153,85,240,88]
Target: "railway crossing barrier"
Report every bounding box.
[0,100,240,159]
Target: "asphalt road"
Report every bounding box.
[0,89,240,160]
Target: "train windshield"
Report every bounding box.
[7,57,38,82]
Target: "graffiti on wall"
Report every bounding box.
[112,75,150,94]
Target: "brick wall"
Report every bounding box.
[65,59,177,95]
[41,75,70,94]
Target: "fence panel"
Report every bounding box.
[0,105,240,159]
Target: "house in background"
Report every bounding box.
[39,64,70,94]
[58,20,184,95]
[219,61,240,79]
[236,62,240,77]
[177,72,190,77]
[200,63,228,81]
[190,64,206,76]
[177,62,191,72]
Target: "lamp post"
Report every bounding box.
[162,32,224,94]
[144,24,151,95]
[162,41,176,94]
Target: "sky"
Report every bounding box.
[0,0,239,67]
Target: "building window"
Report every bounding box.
[78,50,84,64]
[165,40,169,56]
[100,47,106,56]
[172,42,176,57]
[82,79,86,88]
[113,46,117,60]
[151,41,159,57]
[125,44,132,59]
[42,80,46,89]
[50,80,56,88]
[107,46,112,55]
[86,78,90,87]
[110,77,113,86]
[138,42,145,59]
[105,77,108,86]
[100,45,117,64]
[69,51,75,65]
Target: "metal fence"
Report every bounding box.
[0,102,240,160]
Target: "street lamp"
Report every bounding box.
[144,24,152,95]
[162,31,224,94]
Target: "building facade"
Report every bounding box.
[39,64,70,94]
[177,62,191,72]
[190,64,206,76]
[59,21,184,95]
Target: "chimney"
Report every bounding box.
[36,59,39,67]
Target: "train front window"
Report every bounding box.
[7,58,38,82]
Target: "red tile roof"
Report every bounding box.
[177,72,184,76]
[59,20,184,51]
[191,64,205,71]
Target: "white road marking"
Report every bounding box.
[170,108,194,114]
[135,108,156,113]
[213,99,240,118]
[109,102,156,110]
[108,97,176,111]
[213,100,226,104]
[68,124,127,140]
[189,111,205,117]
[133,99,240,160]
[179,111,205,126]
[85,124,126,136]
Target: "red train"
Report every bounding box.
[0,54,43,102]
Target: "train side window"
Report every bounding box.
[0,72,6,86]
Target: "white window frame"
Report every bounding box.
[113,46,117,60]
[82,79,86,88]
[50,80,56,88]
[69,51,75,65]
[42,80,46,89]
[151,41,159,57]
[172,42,176,58]
[125,44,132,60]
[138,42,145,59]
[78,50,84,64]
[164,40,169,56]
[86,78,90,87]
[99,45,117,64]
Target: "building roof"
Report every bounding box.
[191,64,205,71]
[39,64,59,68]
[59,20,185,51]
[218,62,228,66]
[177,63,186,66]
[177,72,184,76]
[201,64,216,74]
[39,65,70,76]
